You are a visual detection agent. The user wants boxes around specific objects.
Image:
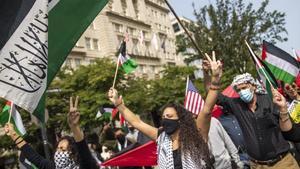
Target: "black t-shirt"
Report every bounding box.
[173,149,183,169]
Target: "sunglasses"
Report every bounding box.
[285,84,298,91]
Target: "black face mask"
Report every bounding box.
[161,119,179,135]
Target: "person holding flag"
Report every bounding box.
[108,51,222,169]
[203,68,300,168]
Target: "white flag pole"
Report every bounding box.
[8,102,13,123]
[244,40,274,89]
[185,76,189,95]
[112,55,120,89]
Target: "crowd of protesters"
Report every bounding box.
[2,51,300,169]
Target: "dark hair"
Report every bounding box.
[56,136,78,164]
[161,103,214,168]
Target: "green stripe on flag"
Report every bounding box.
[120,59,138,74]
[264,62,296,84]
[34,0,109,122]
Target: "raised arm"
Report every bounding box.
[5,123,55,169]
[197,51,222,141]
[271,88,293,132]
[108,88,158,140]
[68,96,98,169]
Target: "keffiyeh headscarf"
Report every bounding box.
[231,73,267,94]
[157,132,206,169]
[54,151,79,169]
[231,73,256,88]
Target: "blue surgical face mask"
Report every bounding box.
[239,88,254,103]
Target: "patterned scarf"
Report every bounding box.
[157,132,206,169]
[54,151,79,169]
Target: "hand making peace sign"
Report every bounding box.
[204,51,223,80]
[68,96,80,128]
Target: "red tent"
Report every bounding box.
[222,85,239,98]
[102,141,157,167]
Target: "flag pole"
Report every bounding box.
[112,56,120,89]
[8,102,13,123]
[163,0,206,58]
[185,76,189,95]
[244,40,274,89]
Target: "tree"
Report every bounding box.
[179,0,287,83]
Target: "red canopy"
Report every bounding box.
[222,85,239,98]
[102,141,157,167]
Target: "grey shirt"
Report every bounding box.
[208,117,243,169]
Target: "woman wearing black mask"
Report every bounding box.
[108,51,222,169]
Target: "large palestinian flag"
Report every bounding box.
[262,41,300,84]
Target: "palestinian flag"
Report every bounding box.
[262,41,300,84]
[0,101,26,136]
[245,41,278,96]
[118,41,138,74]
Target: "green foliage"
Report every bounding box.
[178,0,287,83]
[45,60,203,130]
[46,58,124,131]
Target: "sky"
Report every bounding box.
[169,0,300,55]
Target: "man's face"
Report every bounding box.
[235,83,254,93]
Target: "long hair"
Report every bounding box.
[161,103,214,168]
[56,136,79,164]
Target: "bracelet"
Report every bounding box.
[115,102,123,108]
[15,139,24,146]
[13,136,21,143]
[211,81,220,86]
[209,85,220,90]
[280,117,290,123]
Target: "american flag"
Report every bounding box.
[184,79,204,115]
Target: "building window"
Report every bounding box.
[151,65,155,73]
[75,58,81,67]
[116,35,124,49]
[93,39,99,50]
[172,23,180,33]
[145,41,151,56]
[128,27,136,36]
[113,23,123,33]
[132,0,139,19]
[121,0,127,15]
[85,37,92,50]
[132,39,139,55]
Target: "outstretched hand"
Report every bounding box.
[68,96,80,128]
[271,87,287,112]
[204,51,223,80]
[108,88,123,106]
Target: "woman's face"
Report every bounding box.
[162,107,179,120]
[56,139,69,152]
[285,83,299,99]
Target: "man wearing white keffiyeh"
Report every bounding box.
[108,51,223,169]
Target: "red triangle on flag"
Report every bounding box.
[112,108,118,119]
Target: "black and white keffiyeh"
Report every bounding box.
[54,151,79,169]
[157,132,206,169]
